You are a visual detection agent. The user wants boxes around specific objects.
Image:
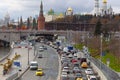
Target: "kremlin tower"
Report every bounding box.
[38,1,45,30]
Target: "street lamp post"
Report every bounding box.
[100,33,103,69]
[34,31,36,56]
[28,47,30,65]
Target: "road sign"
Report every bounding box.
[14,60,21,67]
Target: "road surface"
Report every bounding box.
[22,44,59,80]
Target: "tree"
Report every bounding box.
[27,17,30,29]
[94,20,102,36]
[32,18,37,30]
[20,16,23,29]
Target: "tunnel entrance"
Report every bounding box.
[0,40,10,47]
[30,33,54,42]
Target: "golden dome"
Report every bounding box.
[67,7,73,11]
[57,13,64,18]
[103,0,107,3]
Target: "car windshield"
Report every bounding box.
[91,78,97,80]
[76,73,82,76]
[38,69,42,71]
[31,63,38,66]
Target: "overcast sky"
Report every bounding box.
[0,0,120,20]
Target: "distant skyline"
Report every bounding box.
[0,0,120,20]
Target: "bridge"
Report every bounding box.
[0,29,119,46]
[0,30,87,43]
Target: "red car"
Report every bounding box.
[71,59,78,63]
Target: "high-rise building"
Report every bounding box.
[38,1,45,30]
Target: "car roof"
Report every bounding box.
[38,68,42,70]
[30,61,37,63]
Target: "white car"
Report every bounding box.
[85,68,94,75]
[30,61,38,70]
[87,75,97,80]
[39,46,44,51]
[62,66,69,73]
[61,72,68,77]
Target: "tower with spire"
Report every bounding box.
[38,1,45,30]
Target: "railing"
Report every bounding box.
[90,57,120,80]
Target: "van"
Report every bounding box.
[30,61,38,70]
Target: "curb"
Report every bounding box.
[14,46,37,79]
[0,48,12,62]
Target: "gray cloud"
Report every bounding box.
[0,0,119,20]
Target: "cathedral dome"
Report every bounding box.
[67,7,73,11]
[48,8,54,15]
[103,0,107,3]
[66,7,73,16]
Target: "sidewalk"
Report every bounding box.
[0,47,35,80]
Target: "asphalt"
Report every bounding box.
[0,46,119,80]
[0,46,35,80]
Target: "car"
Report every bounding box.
[38,46,44,52]
[76,77,83,80]
[75,72,82,78]
[62,62,70,68]
[61,72,68,77]
[30,61,38,70]
[61,57,68,63]
[68,54,73,58]
[73,63,79,67]
[85,68,94,75]
[62,66,70,73]
[38,54,42,58]
[44,47,47,50]
[71,59,78,64]
[81,62,88,68]
[63,66,69,70]
[73,67,81,73]
[87,75,97,80]
[80,58,87,64]
[36,68,44,76]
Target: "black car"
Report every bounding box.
[38,54,42,58]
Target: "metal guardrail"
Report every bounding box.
[90,57,120,80]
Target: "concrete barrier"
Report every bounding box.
[6,72,18,80]
[0,49,13,62]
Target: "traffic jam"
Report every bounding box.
[56,45,100,80]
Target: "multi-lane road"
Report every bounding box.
[22,44,59,80]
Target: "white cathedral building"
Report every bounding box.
[94,0,113,16]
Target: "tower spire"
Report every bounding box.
[38,0,45,30]
[40,0,43,16]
